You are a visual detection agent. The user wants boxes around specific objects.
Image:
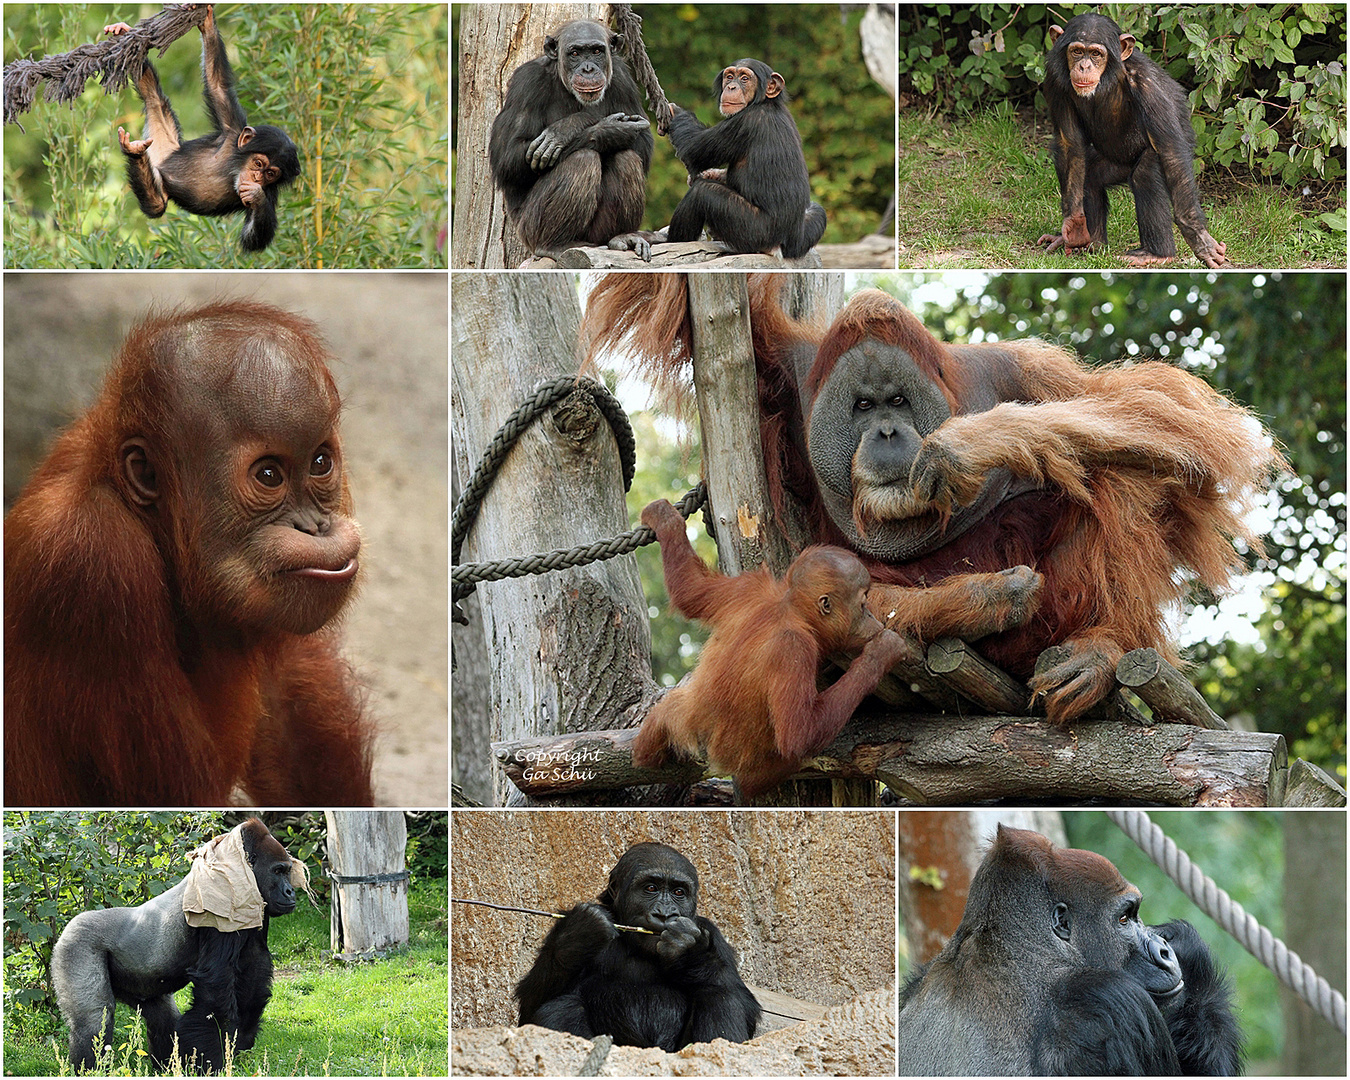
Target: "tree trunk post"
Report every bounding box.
[687,274,794,576]
[452,275,658,805]
[326,811,410,959]
[452,3,608,269]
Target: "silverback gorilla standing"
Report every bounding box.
[489,20,655,259]
[514,842,761,1050]
[898,826,1241,1076]
[53,819,300,1072]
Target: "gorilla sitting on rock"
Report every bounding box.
[52,818,304,1073]
[515,841,761,1051]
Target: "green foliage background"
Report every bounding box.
[3,5,448,268]
[899,4,1347,188]
[3,812,448,1076]
[450,3,895,243]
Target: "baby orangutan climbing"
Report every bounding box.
[633,498,907,796]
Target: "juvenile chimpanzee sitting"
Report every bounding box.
[898,826,1242,1076]
[1038,13,1227,268]
[489,20,656,260]
[665,59,826,259]
[514,842,761,1051]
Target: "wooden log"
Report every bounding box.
[927,637,1030,714]
[494,718,1287,807]
[1282,759,1348,807]
[1116,647,1229,730]
[688,274,793,575]
[325,811,410,959]
[495,727,706,795]
[816,234,897,269]
[831,629,962,713]
[519,240,823,269]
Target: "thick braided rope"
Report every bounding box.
[452,376,635,563]
[452,483,705,603]
[1109,809,1346,1033]
[452,375,705,604]
[4,5,208,125]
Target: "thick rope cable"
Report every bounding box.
[610,4,672,136]
[451,375,706,608]
[1109,809,1346,1033]
[3,5,208,126]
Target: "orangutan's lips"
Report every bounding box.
[288,559,358,581]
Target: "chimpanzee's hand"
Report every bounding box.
[602,114,650,132]
[655,916,706,961]
[607,232,652,261]
[526,125,571,170]
[237,177,265,207]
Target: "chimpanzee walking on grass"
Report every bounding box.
[1038,13,1228,268]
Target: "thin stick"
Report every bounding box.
[451,896,655,934]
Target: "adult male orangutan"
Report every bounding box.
[585,275,1278,724]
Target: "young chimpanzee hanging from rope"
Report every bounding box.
[105,5,299,252]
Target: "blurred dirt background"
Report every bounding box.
[3,271,448,806]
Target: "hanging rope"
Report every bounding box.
[610,4,672,136]
[4,5,209,126]
[1109,809,1346,1034]
[451,374,706,616]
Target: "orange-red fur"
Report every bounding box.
[635,498,905,796]
[5,302,374,806]
[586,276,1281,724]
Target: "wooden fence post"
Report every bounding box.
[326,811,411,958]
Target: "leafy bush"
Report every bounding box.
[899,4,1346,187]
[3,813,225,1018]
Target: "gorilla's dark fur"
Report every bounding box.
[52,818,298,1072]
[514,842,761,1050]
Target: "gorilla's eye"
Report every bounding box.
[856,399,873,411]
[890,395,906,406]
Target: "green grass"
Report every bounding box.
[898,107,1346,268]
[3,882,448,1077]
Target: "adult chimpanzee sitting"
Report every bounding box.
[514,842,761,1050]
[1037,12,1227,268]
[665,59,826,259]
[898,826,1241,1076]
[52,819,306,1073]
[489,20,655,260]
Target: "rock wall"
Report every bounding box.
[451,987,897,1076]
[450,810,896,1029]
